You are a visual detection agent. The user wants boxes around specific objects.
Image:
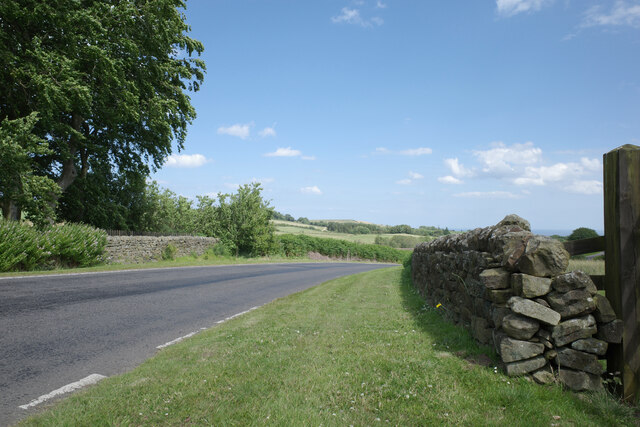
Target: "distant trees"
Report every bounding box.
[568,227,600,241]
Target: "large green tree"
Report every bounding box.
[0,0,205,220]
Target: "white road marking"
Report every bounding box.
[19,374,106,410]
[156,306,261,349]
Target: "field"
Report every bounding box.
[21,267,636,426]
[272,220,429,246]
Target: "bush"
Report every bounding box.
[161,244,177,261]
[276,234,410,264]
[0,220,106,271]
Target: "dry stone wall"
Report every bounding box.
[411,215,621,391]
[104,236,218,264]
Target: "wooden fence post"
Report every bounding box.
[603,144,640,402]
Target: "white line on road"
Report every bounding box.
[156,306,261,350]
[19,374,107,410]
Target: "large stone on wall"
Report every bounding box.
[499,337,545,363]
[508,296,561,326]
[502,314,540,340]
[571,338,608,356]
[546,290,596,319]
[505,356,547,377]
[595,319,623,343]
[495,231,533,271]
[592,294,617,324]
[511,274,552,298]
[551,315,597,347]
[471,316,493,345]
[515,236,570,277]
[488,289,514,304]
[556,347,604,375]
[496,214,531,231]
[480,268,511,290]
[491,305,511,329]
[552,271,598,295]
[558,369,602,392]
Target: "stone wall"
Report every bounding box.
[104,235,218,264]
[411,215,621,391]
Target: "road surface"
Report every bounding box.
[0,262,395,425]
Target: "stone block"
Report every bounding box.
[499,337,545,363]
[592,294,617,324]
[551,315,596,347]
[491,305,511,329]
[502,313,540,340]
[505,356,547,376]
[488,288,514,304]
[595,319,623,343]
[571,338,608,356]
[556,347,603,375]
[558,369,603,392]
[513,236,570,277]
[508,296,561,326]
[546,290,596,319]
[496,214,531,231]
[552,271,598,295]
[480,268,511,290]
[532,368,556,385]
[511,273,552,298]
[471,316,493,345]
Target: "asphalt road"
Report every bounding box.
[0,262,395,426]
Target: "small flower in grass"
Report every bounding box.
[436,303,442,308]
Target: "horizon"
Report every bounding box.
[150,1,639,231]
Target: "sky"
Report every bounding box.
[151,0,640,232]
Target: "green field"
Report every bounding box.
[21,267,636,426]
[272,220,429,246]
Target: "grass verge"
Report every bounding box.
[21,267,636,426]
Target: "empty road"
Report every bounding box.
[0,262,394,425]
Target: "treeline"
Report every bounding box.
[273,212,450,237]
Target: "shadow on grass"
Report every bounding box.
[397,264,497,366]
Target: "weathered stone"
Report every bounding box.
[502,313,540,340]
[595,319,623,343]
[474,298,493,321]
[544,349,558,360]
[551,315,596,340]
[513,236,570,277]
[556,347,603,375]
[496,231,533,271]
[592,294,617,324]
[532,368,556,385]
[534,298,551,308]
[480,268,511,290]
[511,274,552,298]
[505,356,547,376]
[571,338,608,356]
[499,337,545,363]
[536,328,552,341]
[493,329,508,356]
[488,288,514,304]
[496,214,531,231]
[508,296,561,326]
[471,316,493,345]
[558,369,603,391]
[552,271,598,295]
[491,305,511,329]
[546,290,596,319]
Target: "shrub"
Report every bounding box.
[0,219,43,271]
[161,244,177,261]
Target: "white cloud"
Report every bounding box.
[258,127,276,138]
[473,142,542,177]
[264,147,302,157]
[513,158,602,186]
[331,7,383,27]
[301,155,316,161]
[438,175,463,185]
[251,177,275,185]
[454,191,521,199]
[565,180,603,195]
[375,147,390,154]
[408,171,424,179]
[164,153,210,168]
[217,123,252,139]
[376,1,387,9]
[582,2,640,28]
[496,0,553,17]
[396,179,412,185]
[396,171,424,185]
[444,158,474,178]
[400,147,433,156]
[301,186,322,195]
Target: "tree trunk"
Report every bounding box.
[2,199,21,221]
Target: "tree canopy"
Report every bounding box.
[0,0,205,220]
[567,227,600,241]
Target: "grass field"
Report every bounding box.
[20,267,636,426]
[273,220,428,245]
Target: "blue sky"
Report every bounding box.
[151,0,640,231]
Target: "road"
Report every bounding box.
[0,262,394,426]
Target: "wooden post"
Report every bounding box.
[603,144,640,402]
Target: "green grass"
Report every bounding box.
[20,267,636,426]
[273,220,426,245]
[568,258,605,276]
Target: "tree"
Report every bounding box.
[0,113,60,226]
[567,227,599,241]
[196,183,276,256]
[0,0,205,218]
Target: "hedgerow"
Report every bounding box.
[276,234,410,263]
